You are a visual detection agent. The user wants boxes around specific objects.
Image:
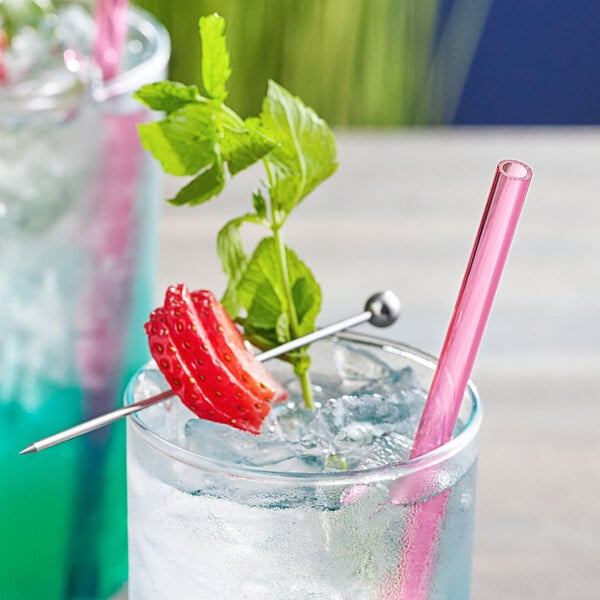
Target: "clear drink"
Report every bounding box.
[0,6,169,599]
[126,333,481,599]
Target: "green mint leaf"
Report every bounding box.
[169,164,224,206]
[133,13,335,409]
[138,103,217,176]
[217,214,264,314]
[134,81,201,114]
[261,80,338,215]
[275,313,290,345]
[252,190,268,219]
[220,121,278,176]
[291,276,321,332]
[235,236,321,346]
[199,14,231,102]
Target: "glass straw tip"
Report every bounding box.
[498,159,532,180]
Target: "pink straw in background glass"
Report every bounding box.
[80,0,136,402]
[68,1,139,592]
[77,0,136,425]
[77,0,142,430]
[386,159,533,599]
[94,0,130,80]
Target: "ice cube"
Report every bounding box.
[333,341,392,383]
[356,431,413,470]
[183,417,301,469]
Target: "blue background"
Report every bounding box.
[452,1,600,125]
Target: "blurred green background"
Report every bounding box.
[133,0,492,126]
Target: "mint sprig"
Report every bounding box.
[135,14,337,408]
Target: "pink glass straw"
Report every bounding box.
[389,159,532,599]
[93,0,130,80]
[82,0,136,395]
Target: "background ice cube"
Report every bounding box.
[0,101,101,235]
[0,4,106,396]
[0,5,98,122]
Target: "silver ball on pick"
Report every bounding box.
[365,291,402,327]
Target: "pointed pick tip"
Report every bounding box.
[19,444,37,455]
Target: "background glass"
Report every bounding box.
[0,6,169,599]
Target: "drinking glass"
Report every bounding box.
[126,333,482,599]
[0,6,170,599]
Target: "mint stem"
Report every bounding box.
[267,162,314,410]
[298,370,314,410]
[273,226,315,410]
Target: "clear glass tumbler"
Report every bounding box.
[0,6,169,599]
[125,333,482,599]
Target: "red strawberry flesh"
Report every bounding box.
[146,308,233,427]
[145,284,287,434]
[190,289,286,404]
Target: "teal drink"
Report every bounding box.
[0,6,169,598]
[126,334,481,599]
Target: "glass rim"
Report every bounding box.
[125,332,482,487]
[0,4,170,112]
[92,5,171,103]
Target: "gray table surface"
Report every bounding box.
[158,127,600,599]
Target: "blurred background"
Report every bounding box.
[133,0,600,126]
[133,0,490,125]
[130,2,600,599]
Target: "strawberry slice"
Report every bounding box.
[190,289,286,404]
[145,284,286,434]
[146,307,233,427]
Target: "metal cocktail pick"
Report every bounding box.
[20,291,401,455]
